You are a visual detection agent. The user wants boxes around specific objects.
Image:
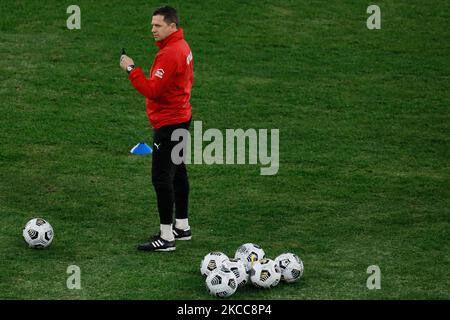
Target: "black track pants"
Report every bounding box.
[151,119,191,225]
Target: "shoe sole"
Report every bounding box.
[175,236,192,241]
[155,247,176,252]
[137,246,176,252]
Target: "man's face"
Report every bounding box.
[151,15,176,41]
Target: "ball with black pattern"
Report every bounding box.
[275,253,304,283]
[22,218,54,249]
[205,267,237,298]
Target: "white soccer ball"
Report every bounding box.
[222,258,249,288]
[249,258,281,289]
[205,267,237,298]
[200,252,229,277]
[22,218,54,248]
[275,253,304,283]
[234,243,265,272]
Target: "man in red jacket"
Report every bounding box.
[120,6,193,252]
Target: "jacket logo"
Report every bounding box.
[186,51,193,65]
[155,69,165,79]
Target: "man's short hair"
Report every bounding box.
[153,6,179,28]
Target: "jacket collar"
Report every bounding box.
[156,28,184,49]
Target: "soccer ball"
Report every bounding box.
[275,253,304,283]
[205,267,237,298]
[234,243,265,272]
[22,218,54,248]
[249,258,281,289]
[222,258,249,287]
[200,252,229,277]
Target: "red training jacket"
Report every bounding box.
[128,28,193,129]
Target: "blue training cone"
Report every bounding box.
[130,142,152,155]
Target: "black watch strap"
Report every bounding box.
[127,65,135,74]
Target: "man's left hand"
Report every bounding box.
[120,55,135,71]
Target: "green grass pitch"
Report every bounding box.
[0,0,449,299]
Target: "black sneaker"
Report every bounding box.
[173,227,192,240]
[137,235,176,252]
